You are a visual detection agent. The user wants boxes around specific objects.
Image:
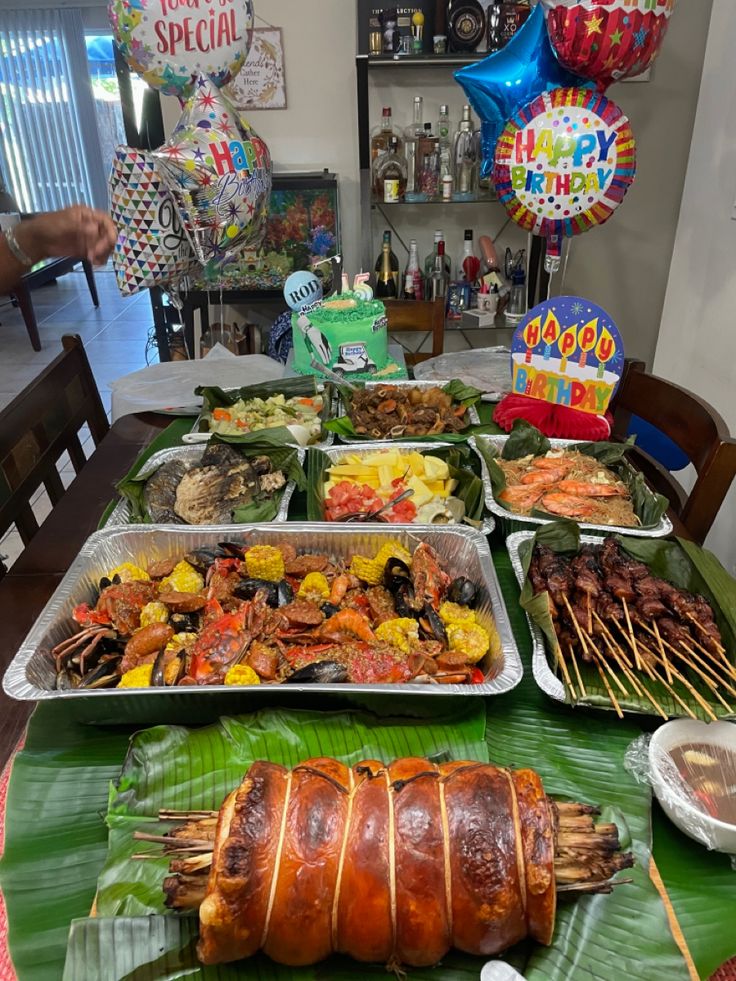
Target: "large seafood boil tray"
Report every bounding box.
[3,524,522,724]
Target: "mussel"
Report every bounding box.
[169,612,200,634]
[184,547,229,572]
[77,654,122,689]
[99,573,122,590]
[383,557,412,594]
[393,580,418,619]
[151,647,186,687]
[418,604,448,645]
[285,661,348,684]
[218,541,246,558]
[233,578,294,608]
[320,602,341,619]
[447,576,479,609]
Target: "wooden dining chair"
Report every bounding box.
[611,360,736,544]
[383,299,445,366]
[0,335,109,574]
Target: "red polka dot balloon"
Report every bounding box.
[541,0,677,91]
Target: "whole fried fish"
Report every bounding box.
[143,459,191,523]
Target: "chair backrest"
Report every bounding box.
[383,299,445,366]
[0,334,109,554]
[611,360,736,544]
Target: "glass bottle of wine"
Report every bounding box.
[374,230,400,295]
[375,238,399,299]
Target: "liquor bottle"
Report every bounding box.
[373,136,408,202]
[486,0,503,52]
[374,230,400,293]
[423,230,452,284]
[403,272,416,301]
[370,107,401,169]
[415,122,439,201]
[437,104,453,181]
[452,105,480,201]
[376,239,399,299]
[404,96,424,201]
[457,229,479,283]
[447,0,486,52]
[499,0,531,48]
[404,239,424,300]
[428,241,450,301]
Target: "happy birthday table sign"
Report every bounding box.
[510,297,624,415]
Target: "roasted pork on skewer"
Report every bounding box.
[145,757,633,969]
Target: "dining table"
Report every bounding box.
[0,410,733,981]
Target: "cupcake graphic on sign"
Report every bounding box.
[511,297,624,416]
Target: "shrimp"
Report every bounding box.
[540,493,597,519]
[530,456,575,473]
[317,609,377,644]
[329,573,359,606]
[556,480,627,498]
[498,485,546,510]
[520,469,567,485]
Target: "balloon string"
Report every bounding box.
[560,238,573,295]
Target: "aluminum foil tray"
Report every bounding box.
[3,524,522,723]
[105,445,304,527]
[316,440,495,536]
[476,435,673,539]
[335,380,481,443]
[184,383,335,450]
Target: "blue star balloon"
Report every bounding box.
[455,4,588,177]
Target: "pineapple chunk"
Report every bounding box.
[328,464,377,477]
[423,455,450,480]
[363,450,399,467]
[426,480,447,496]
[378,465,394,489]
[406,474,434,506]
[408,452,426,477]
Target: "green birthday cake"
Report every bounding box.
[291,293,405,380]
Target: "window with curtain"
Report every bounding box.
[0,8,108,212]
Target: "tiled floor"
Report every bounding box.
[0,265,155,569]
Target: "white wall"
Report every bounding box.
[161,0,361,276]
[656,0,736,574]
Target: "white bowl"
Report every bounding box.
[649,719,736,854]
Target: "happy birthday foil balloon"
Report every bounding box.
[154,78,272,265]
[493,87,636,267]
[541,0,677,90]
[109,146,197,296]
[455,4,587,176]
[108,0,253,97]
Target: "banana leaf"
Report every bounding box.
[88,700,685,980]
[475,431,670,531]
[305,444,485,523]
[115,434,306,525]
[324,379,498,444]
[517,521,736,720]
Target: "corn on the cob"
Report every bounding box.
[108,562,150,583]
[446,622,490,665]
[166,631,198,651]
[244,546,285,582]
[375,617,419,653]
[439,602,476,626]
[224,664,260,686]
[349,555,383,586]
[160,560,204,594]
[298,572,330,602]
[373,541,412,570]
[118,663,153,688]
[139,601,170,627]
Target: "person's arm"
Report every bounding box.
[0,205,117,293]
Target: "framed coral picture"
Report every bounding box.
[227,27,287,110]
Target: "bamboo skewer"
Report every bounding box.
[634,625,733,713]
[638,656,698,721]
[568,644,587,699]
[644,649,719,722]
[636,622,736,699]
[588,649,624,718]
[620,598,641,671]
[592,612,635,671]
[554,640,577,701]
[651,620,672,684]
[683,617,736,680]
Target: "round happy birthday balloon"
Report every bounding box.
[154,78,272,265]
[284,270,323,312]
[541,0,677,90]
[493,87,636,258]
[108,0,254,97]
